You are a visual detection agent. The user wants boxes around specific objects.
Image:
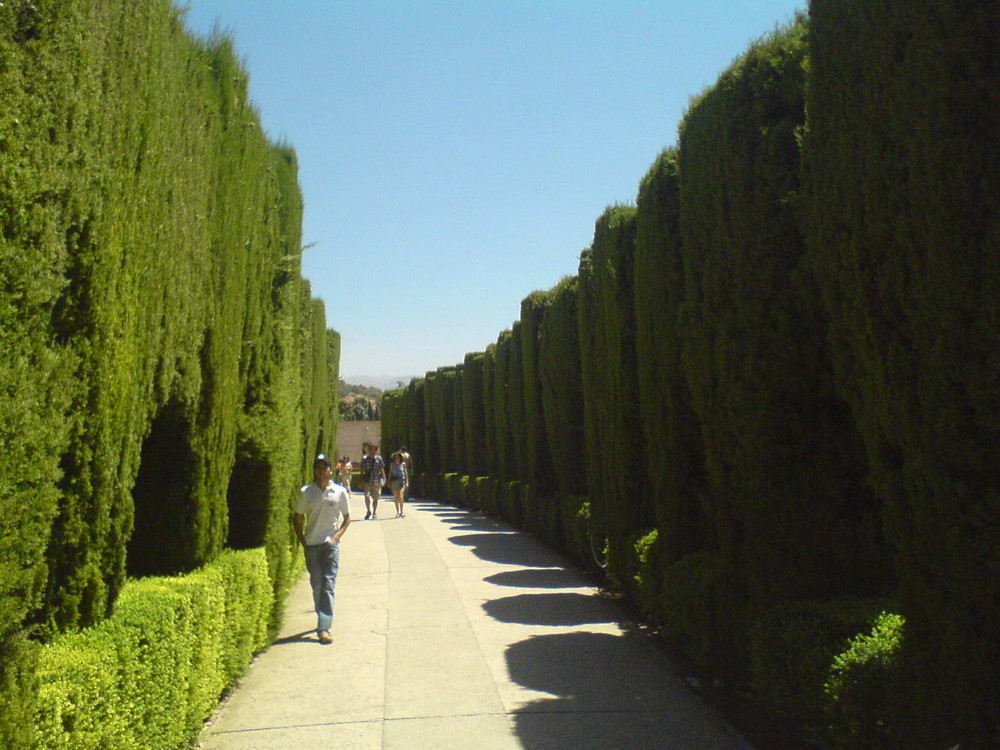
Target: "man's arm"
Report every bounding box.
[293,512,307,547]
[331,514,351,544]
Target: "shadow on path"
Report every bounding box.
[506,631,740,750]
[483,592,619,627]
[483,568,583,589]
[448,532,560,568]
[270,629,316,646]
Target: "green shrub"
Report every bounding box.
[478,476,501,516]
[470,477,490,512]
[442,473,458,505]
[457,475,472,509]
[824,612,905,750]
[645,549,727,673]
[633,528,661,611]
[748,598,891,741]
[501,481,523,526]
[558,495,587,564]
[32,548,270,750]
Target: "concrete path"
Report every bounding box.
[197,498,752,750]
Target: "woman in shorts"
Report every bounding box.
[388,452,408,518]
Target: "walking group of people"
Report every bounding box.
[347,442,411,519]
[293,443,412,644]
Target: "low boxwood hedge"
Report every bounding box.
[31,548,272,750]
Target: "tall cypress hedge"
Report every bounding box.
[537,276,586,497]
[506,322,528,483]
[0,2,81,727]
[480,344,499,478]
[678,17,888,607]
[450,365,466,474]
[376,6,998,743]
[633,149,713,564]
[803,1,1000,744]
[519,292,557,497]
[577,205,645,584]
[381,388,404,465]
[461,352,488,478]
[439,366,458,472]
[491,330,516,481]
[1,3,338,736]
[408,378,426,471]
[420,370,441,474]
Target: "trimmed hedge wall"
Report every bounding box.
[537,276,586,498]
[1,1,339,745]
[678,16,889,609]
[578,205,646,587]
[803,1,1000,745]
[382,7,999,746]
[633,149,712,565]
[461,352,488,478]
[519,292,556,497]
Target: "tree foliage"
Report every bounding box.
[0,2,339,737]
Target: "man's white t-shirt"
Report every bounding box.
[296,482,351,545]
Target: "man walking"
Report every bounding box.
[294,453,352,644]
[360,443,385,519]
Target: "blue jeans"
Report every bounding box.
[304,541,340,633]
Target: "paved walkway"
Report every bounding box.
[197,498,752,750]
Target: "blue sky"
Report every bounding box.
[181,0,805,381]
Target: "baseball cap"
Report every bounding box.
[313,453,332,467]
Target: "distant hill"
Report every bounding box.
[339,379,381,421]
[342,374,418,391]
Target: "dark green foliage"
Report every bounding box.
[407,378,426,464]
[435,366,459,472]
[633,150,713,563]
[748,598,892,740]
[556,495,595,572]
[537,277,586,497]
[421,370,442,474]
[519,292,556,497]
[577,205,644,586]
[824,612,905,750]
[490,331,516,480]
[461,352,488,477]
[423,366,460,474]
[637,546,727,672]
[450,366,466,474]
[380,389,403,461]
[502,481,524,527]
[480,345,499,478]
[678,17,888,606]
[803,2,1000,744]
[506,322,528,482]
